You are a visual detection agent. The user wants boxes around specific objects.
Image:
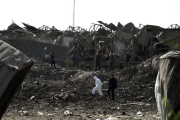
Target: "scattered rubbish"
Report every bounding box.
[62,93,69,100]
[137,111,143,116]
[30,96,35,100]
[99,114,104,117]
[48,113,56,116]
[116,115,126,118]
[33,81,38,84]
[18,111,29,116]
[122,112,126,115]
[38,112,44,116]
[104,117,118,120]
[64,110,70,116]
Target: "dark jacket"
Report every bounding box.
[109,54,115,63]
[96,53,101,61]
[71,54,78,61]
[108,78,117,88]
[126,54,131,62]
[50,53,55,60]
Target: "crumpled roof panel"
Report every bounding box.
[0,40,34,70]
[138,25,162,46]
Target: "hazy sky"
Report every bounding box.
[0,0,179,30]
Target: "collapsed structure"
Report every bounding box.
[1,21,180,119]
[1,22,179,65]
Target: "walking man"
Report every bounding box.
[108,74,117,101]
[71,52,78,68]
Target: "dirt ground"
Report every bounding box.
[2,58,161,120]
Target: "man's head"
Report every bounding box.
[112,74,114,78]
[111,51,113,54]
[52,52,54,54]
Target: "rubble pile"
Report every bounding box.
[2,56,160,119]
[117,67,157,102]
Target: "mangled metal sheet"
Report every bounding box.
[114,29,133,40]
[157,31,180,50]
[98,21,117,31]
[117,22,123,29]
[0,40,34,118]
[155,51,180,120]
[138,25,162,46]
[113,38,126,57]
[121,22,140,34]
[13,29,36,37]
[0,41,33,70]
[22,22,38,32]
[55,36,74,47]
[7,23,22,30]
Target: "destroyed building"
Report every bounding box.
[1,21,180,119]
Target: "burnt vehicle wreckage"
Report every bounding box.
[1,21,180,119]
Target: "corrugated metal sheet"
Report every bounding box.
[114,29,132,39]
[0,40,34,119]
[138,25,162,46]
[155,51,180,120]
[0,40,32,70]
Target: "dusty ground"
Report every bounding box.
[2,58,161,120]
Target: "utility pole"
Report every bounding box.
[73,0,75,27]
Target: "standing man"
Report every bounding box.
[71,52,78,68]
[108,74,117,101]
[92,76,103,96]
[125,52,131,68]
[95,51,101,71]
[109,51,115,71]
[50,52,55,67]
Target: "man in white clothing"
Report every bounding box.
[92,76,103,96]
